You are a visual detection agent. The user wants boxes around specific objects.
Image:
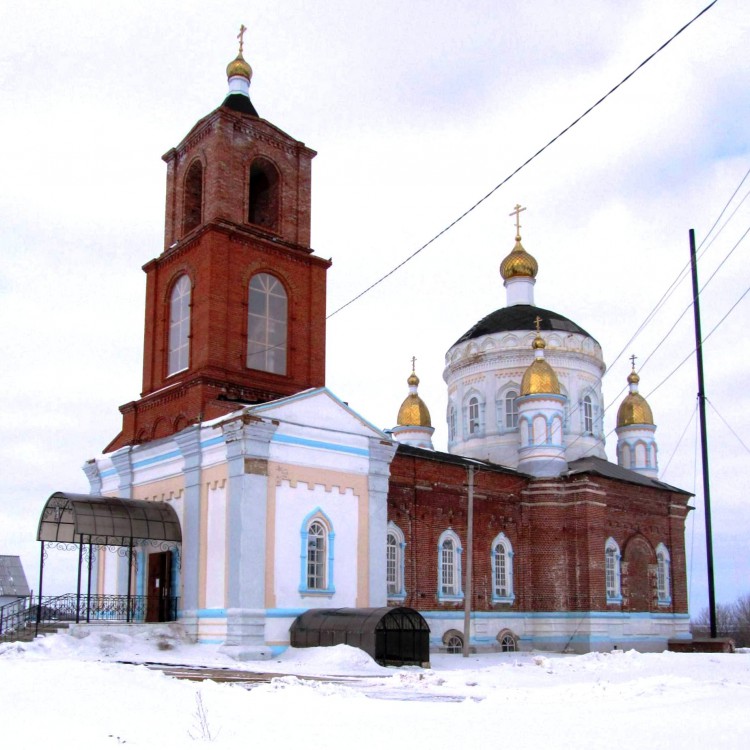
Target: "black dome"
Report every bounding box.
[452,305,597,347]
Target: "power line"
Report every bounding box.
[707,397,750,456]
[646,277,750,400]
[604,169,750,380]
[327,0,720,320]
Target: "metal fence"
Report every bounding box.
[0,593,179,641]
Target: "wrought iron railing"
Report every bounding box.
[0,594,179,641]
[0,597,32,642]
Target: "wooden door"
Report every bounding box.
[146,551,172,622]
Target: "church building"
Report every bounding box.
[52,36,691,656]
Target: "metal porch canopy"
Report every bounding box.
[34,492,182,630]
[37,492,181,546]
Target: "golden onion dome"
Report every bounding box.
[227,52,252,81]
[397,368,432,427]
[521,359,560,396]
[616,393,654,426]
[397,394,432,427]
[500,238,539,280]
[617,367,654,426]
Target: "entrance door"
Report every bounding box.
[624,538,652,612]
[146,551,173,622]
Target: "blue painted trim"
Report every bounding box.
[437,530,463,601]
[104,435,226,474]
[196,608,227,618]
[266,609,308,618]
[299,508,336,595]
[273,433,369,457]
[197,638,225,645]
[418,610,690,621]
[132,449,182,469]
[200,435,225,449]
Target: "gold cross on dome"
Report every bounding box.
[411,355,417,373]
[534,316,542,333]
[630,353,638,370]
[237,24,247,54]
[509,204,526,237]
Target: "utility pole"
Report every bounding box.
[463,465,474,657]
[689,228,717,638]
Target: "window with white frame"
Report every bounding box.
[448,404,457,442]
[247,273,288,374]
[386,523,406,598]
[656,543,671,604]
[468,397,480,435]
[299,510,335,595]
[491,532,515,602]
[167,274,191,376]
[464,391,484,438]
[583,394,594,434]
[605,537,622,602]
[438,530,463,600]
[307,520,326,589]
[505,389,519,429]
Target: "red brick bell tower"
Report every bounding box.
[106,34,330,452]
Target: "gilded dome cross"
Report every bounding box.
[411,355,417,373]
[509,204,526,238]
[630,353,638,370]
[237,24,247,54]
[534,315,542,333]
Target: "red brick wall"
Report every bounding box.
[106,105,329,452]
[387,452,690,616]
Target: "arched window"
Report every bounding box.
[386,523,406,599]
[443,629,464,654]
[248,158,280,230]
[307,520,327,589]
[583,394,594,434]
[656,543,671,604]
[469,397,480,435]
[167,275,191,376]
[299,510,335,595]
[491,532,515,602]
[605,537,622,602]
[497,629,518,652]
[505,390,519,429]
[438,530,463,601]
[183,161,203,235]
[247,273,288,374]
[448,404,457,442]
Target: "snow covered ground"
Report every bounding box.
[1,625,748,748]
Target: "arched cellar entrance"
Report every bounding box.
[290,607,430,667]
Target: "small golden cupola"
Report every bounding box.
[616,367,654,427]
[521,324,560,396]
[616,357,658,479]
[516,318,567,477]
[223,25,258,116]
[392,359,435,450]
[500,204,539,306]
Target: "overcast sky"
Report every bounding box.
[1,0,748,614]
